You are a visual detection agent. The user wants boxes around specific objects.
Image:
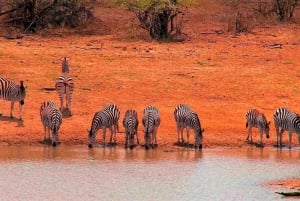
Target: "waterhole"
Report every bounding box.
[0,146,298,201]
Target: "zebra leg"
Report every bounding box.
[153,127,158,148]
[43,125,47,141]
[246,126,251,142]
[108,126,115,143]
[176,125,180,143]
[113,125,117,143]
[288,131,292,149]
[136,132,140,145]
[10,101,15,118]
[59,95,64,112]
[19,102,23,121]
[125,132,128,149]
[186,127,190,147]
[103,128,107,147]
[66,92,72,116]
[181,127,185,143]
[258,127,263,147]
[279,128,285,148]
[275,126,279,147]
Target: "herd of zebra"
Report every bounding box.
[1,58,300,149]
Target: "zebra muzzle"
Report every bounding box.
[20,100,24,105]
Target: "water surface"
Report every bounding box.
[0,146,299,201]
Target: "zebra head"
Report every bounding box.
[195,128,204,149]
[261,120,271,138]
[19,81,26,105]
[88,129,95,148]
[61,57,69,73]
[264,121,271,139]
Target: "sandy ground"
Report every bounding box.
[0,3,299,190]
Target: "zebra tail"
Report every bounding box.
[246,122,248,128]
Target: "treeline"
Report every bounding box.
[0,0,299,40]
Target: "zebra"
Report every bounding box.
[0,77,26,120]
[174,104,204,149]
[88,104,120,148]
[245,109,270,146]
[123,109,139,149]
[55,57,74,116]
[273,107,300,149]
[142,106,160,149]
[40,100,62,147]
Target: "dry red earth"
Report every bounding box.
[0,2,299,190]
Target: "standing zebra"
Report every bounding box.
[40,100,62,147]
[123,109,139,149]
[174,104,204,149]
[273,107,300,149]
[55,57,74,116]
[88,104,120,148]
[245,109,270,146]
[0,77,26,120]
[142,106,160,149]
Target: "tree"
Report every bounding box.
[136,0,182,41]
[274,0,299,21]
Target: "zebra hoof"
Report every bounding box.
[145,146,150,150]
[198,144,202,149]
[129,145,134,150]
[52,142,57,147]
[88,144,93,148]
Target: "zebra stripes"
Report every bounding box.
[245,109,270,146]
[273,107,300,149]
[123,109,139,149]
[55,57,74,115]
[40,100,62,147]
[0,77,26,120]
[88,104,120,148]
[174,104,204,149]
[142,106,160,149]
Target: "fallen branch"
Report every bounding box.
[263,43,283,49]
[276,191,300,196]
[0,4,25,16]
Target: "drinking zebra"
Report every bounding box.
[273,107,300,149]
[55,57,74,116]
[123,109,139,149]
[40,100,62,147]
[142,106,160,149]
[174,104,204,149]
[88,104,120,148]
[245,109,270,146]
[0,77,26,120]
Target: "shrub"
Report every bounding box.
[4,0,93,32]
